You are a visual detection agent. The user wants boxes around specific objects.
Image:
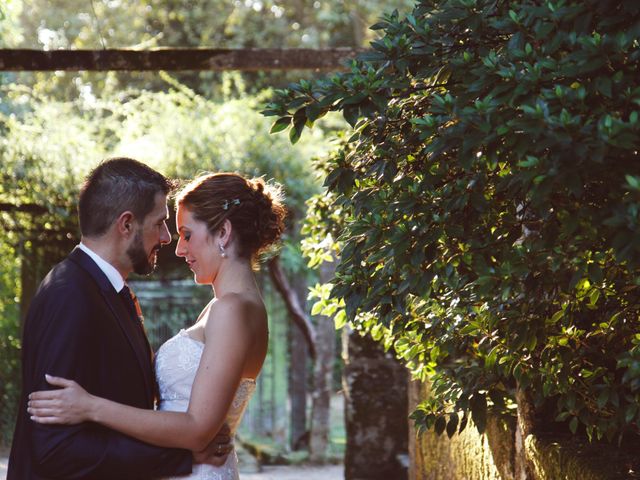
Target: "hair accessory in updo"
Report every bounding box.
[222,198,241,210]
[176,172,286,267]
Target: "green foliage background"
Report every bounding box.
[2,0,413,98]
[0,0,417,451]
[265,0,640,443]
[0,79,340,443]
[0,240,20,446]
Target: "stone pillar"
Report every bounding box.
[344,329,408,479]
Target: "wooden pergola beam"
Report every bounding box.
[0,48,361,71]
[0,202,48,214]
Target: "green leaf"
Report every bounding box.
[589,288,600,306]
[587,264,604,284]
[626,175,640,191]
[305,104,324,123]
[470,394,487,433]
[343,105,359,128]
[596,389,609,410]
[595,77,612,98]
[311,301,323,316]
[569,417,578,434]
[289,123,303,144]
[549,310,564,325]
[446,413,459,438]
[269,116,291,134]
[485,345,499,369]
[434,415,447,436]
[342,92,368,106]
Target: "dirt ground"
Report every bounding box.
[0,456,343,479]
[242,464,343,479]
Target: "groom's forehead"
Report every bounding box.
[143,194,169,221]
[153,204,170,221]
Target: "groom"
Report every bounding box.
[8,158,229,479]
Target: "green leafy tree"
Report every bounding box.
[0,90,84,444]
[10,0,414,50]
[0,0,23,46]
[265,0,640,442]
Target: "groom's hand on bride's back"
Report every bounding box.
[193,423,233,467]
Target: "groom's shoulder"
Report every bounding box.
[44,253,85,283]
[38,252,98,299]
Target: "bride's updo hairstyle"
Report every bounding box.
[175,173,286,264]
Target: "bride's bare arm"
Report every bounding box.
[28,296,255,452]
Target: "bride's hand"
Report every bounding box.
[27,374,94,425]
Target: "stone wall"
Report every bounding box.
[408,381,630,480]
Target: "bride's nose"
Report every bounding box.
[175,237,187,257]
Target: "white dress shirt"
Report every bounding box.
[77,242,126,293]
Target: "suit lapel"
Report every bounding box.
[68,248,155,406]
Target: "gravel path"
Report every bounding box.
[0,456,343,479]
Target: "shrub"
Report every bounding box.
[264,0,640,442]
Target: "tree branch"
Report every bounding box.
[267,257,317,359]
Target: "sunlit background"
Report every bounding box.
[0,0,413,470]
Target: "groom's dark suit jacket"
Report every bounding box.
[8,247,192,479]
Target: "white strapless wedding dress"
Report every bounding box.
[155,329,256,480]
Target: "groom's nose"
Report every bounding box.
[160,222,171,245]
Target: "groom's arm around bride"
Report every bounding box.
[7,158,213,479]
[14,248,193,479]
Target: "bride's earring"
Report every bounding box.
[218,243,227,258]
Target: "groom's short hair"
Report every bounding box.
[78,158,172,237]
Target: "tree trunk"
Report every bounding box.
[309,261,336,463]
[344,329,409,480]
[289,278,309,451]
[267,257,319,452]
[346,1,367,48]
[268,257,316,359]
[515,386,536,480]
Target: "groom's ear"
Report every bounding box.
[116,211,135,236]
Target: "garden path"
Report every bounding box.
[0,455,343,479]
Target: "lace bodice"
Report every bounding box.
[155,329,256,479]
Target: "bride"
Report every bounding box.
[28,172,286,479]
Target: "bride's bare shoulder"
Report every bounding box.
[205,294,266,329]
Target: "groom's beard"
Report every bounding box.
[127,231,161,275]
